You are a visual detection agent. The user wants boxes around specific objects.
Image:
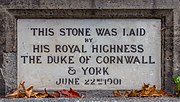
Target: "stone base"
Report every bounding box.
[0,97,179,102]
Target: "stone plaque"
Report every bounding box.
[17,19,161,90]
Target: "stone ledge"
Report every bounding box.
[0,97,179,102]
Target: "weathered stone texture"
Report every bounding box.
[173,8,180,77]
[0,97,180,102]
[0,0,179,9]
[0,0,179,100]
[0,70,5,96]
[0,8,6,96]
[2,53,16,94]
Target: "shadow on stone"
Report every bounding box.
[0,70,5,97]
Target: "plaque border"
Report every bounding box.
[2,9,174,96]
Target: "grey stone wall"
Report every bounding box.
[0,0,180,98]
[0,7,6,96]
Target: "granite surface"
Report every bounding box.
[0,1,180,101]
[0,97,179,102]
[2,53,17,94]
